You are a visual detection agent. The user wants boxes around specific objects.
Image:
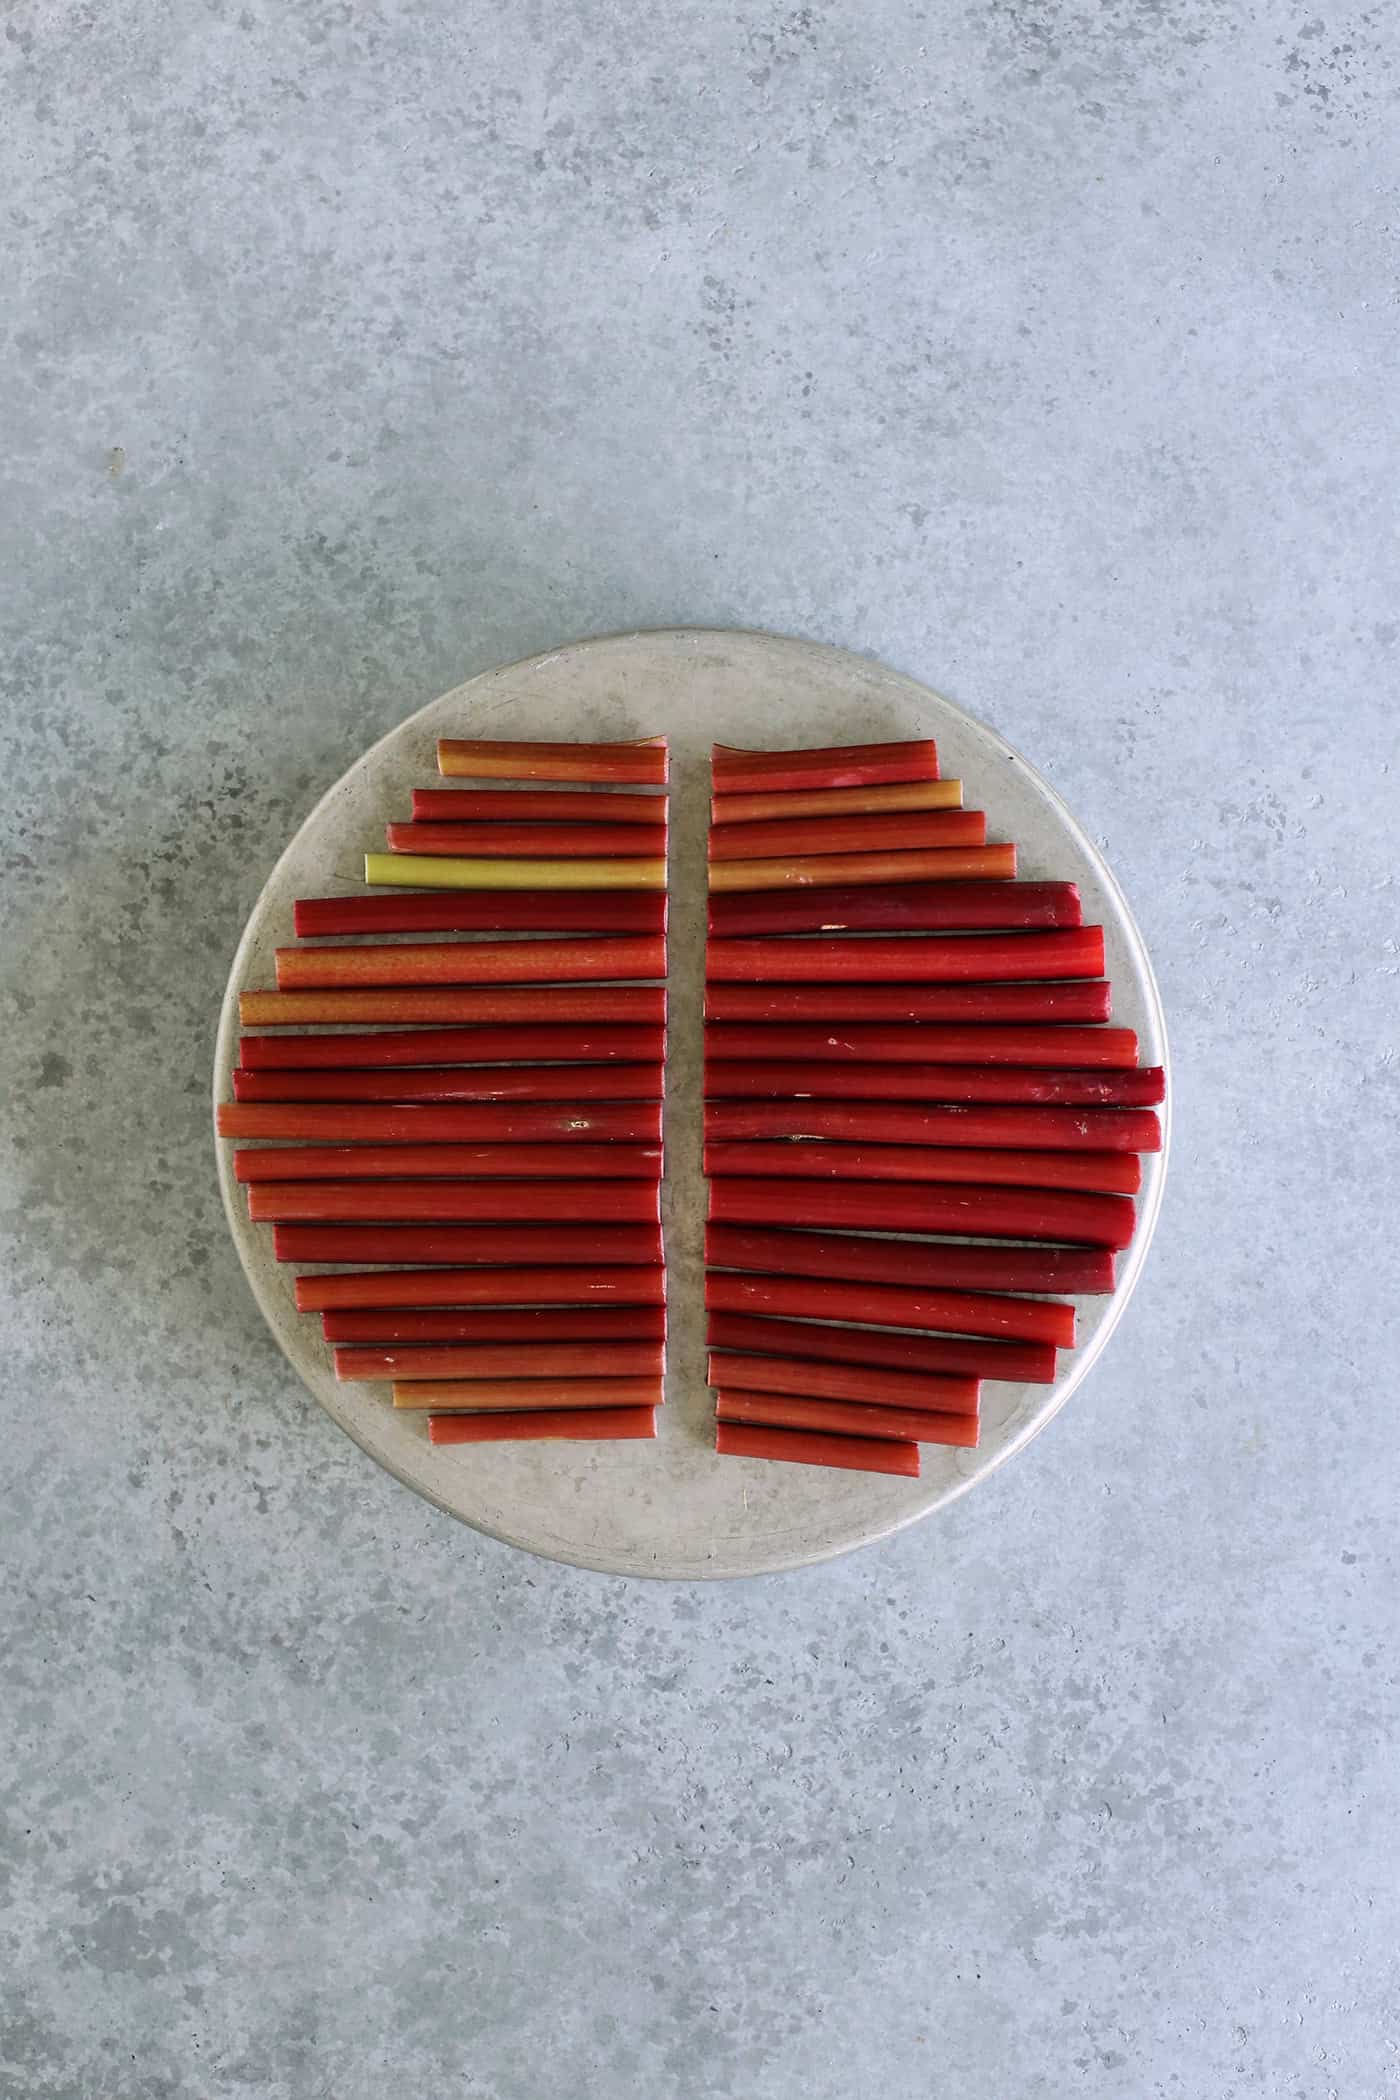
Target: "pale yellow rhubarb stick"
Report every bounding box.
[366,852,666,892]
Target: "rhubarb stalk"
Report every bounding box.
[274,1221,663,1266]
[397,1376,662,1411]
[294,890,667,938]
[705,1269,1075,1347]
[710,779,963,825]
[704,1022,1134,1066]
[711,740,938,794]
[438,738,669,785]
[703,1140,1141,1195]
[239,1024,665,1068]
[276,935,664,990]
[705,929,1103,984]
[234,1143,663,1183]
[295,1266,666,1312]
[708,1352,977,1416]
[707,844,1015,892]
[708,810,986,860]
[704,983,1110,1024]
[707,879,1081,937]
[249,1179,661,1225]
[714,1420,919,1477]
[715,1391,977,1450]
[707,1176,1135,1247]
[217,1101,663,1144]
[366,853,666,892]
[705,1223,1113,1295]
[233,1065,664,1103]
[703,1101,1159,1154]
[336,1340,663,1382]
[706,1310,1055,1385]
[702,1062,1166,1107]
[322,1306,667,1344]
[386,821,667,859]
[412,787,665,824]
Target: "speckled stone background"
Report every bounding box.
[3,4,1397,2095]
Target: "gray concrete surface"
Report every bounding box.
[2,2,1397,2094]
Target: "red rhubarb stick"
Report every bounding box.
[705,1269,1075,1346]
[239,986,666,1027]
[716,1391,977,1449]
[704,1140,1140,1195]
[706,1311,1055,1385]
[708,845,1015,892]
[702,1062,1166,1107]
[711,739,938,794]
[705,929,1103,984]
[714,1419,919,1476]
[296,1266,666,1312]
[711,780,963,825]
[239,1024,665,1069]
[704,982,1110,1024]
[709,810,985,860]
[338,1340,664,1382]
[249,1179,661,1225]
[274,1222,663,1266]
[275,935,664,990]
[397,1376,662,1411]
[707,1177,1135,1248]
[703,1101,1159,1153]
[294,890,667,938]
[322,1305,667,1344]
[704,1022,1134,1067]
[234,1143,663,1183]
[428,1405,658,1442]
[233,1065,664,1103]
[411,787,665,825]
[709,1351,977,1416]
[708,880,1082,937]
[386,821,667,859]
[217,1101,662,1144]
[438,738,669,786]
[705,1223,1113,1295]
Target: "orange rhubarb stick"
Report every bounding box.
[275,935,664,989]
[217,1101,662,1143]
[710,779,963,825]
[438,738,669,785]
[707,844,1015,893]
[239,986,666,1027]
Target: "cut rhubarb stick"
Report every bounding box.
[711,779,964,826]
[323,1305,667,1344]
[704,1100,1160,1153]
[386,821,668,859]
[233,1065,663,1103]
[250,1179,661,1225]
[715,1419,919,1477]
[708,844,1015,893]
[367,853,666,892]
[716,1390,978,1450]
[296,1265,665,1312]
[294,890,667,938]
[411,787,665,825]
[276,935,664,990]
[337,1340,664,1383]
[703,1141,1141,1196]
[707,1177,1135,1248]
[234,1142,663,1183]
[712,739,938,794]
[705,982,1110,1025]
[239,1024,665,1069]
[217,1101,662,1144]
[705,1223,1113,1295]
[706,1311,1055,1385]
[705,1269,1075,1347]
[709,809,986,861]
[428,1405,658,1443]
[703,1061,1166,1107]
[274,1222,662,1266]
[705,929,1103,984]
[708,880,1082,938]
[239,985,666,1028]
[705,1022,1134,1067]
[709,1351,977,1417]
[438,737,669,786]
[397,1376,662,1411]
